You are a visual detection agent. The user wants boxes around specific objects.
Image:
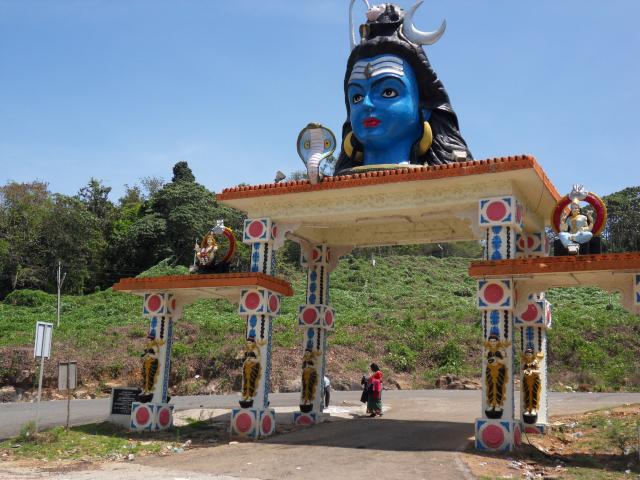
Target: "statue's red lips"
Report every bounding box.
[363,117,381,128]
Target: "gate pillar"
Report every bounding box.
[294,243,347,425]
[475,196,523,451]
[230,218,288,438]
[515,231,552,434]
[130,293,181,431]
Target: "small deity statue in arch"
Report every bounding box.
[552,185,607,256]
[559,200,594,253]
[190,220,237,274]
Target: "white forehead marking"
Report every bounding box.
[348,55,404,83]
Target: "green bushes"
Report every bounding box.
[4,289,56,307]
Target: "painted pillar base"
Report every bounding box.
[130,402,174,431]
[231,407,276,439]
[522,422,547,435]
[475,418,522,452]
[293,412,318,426]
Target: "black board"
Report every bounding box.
[111,387,141,415]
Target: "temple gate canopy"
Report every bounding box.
[110,0,640,452]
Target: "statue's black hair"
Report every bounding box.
[335,5,472,174]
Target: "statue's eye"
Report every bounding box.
[382,88,398,98]
[324,140,331,148]
[352,93,364,104]
[304,141,310,149]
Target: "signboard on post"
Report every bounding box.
[33,321,53,433]
[58,362,77,391]
[34,322,53,359]
[58,361,77,429]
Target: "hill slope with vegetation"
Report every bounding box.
[1,255,638,401]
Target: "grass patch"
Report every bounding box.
[0,419,230,462]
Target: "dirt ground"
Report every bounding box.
[462,404,640,479]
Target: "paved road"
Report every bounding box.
[2,389,640,439]
[1,390,639,480]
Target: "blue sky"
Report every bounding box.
[1,0,639,200]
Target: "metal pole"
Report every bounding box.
[66,362,71,430]
[57,262,61,327]
[35,327,46,435]
[56,262,65,328]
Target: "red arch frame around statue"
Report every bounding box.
[551,192,607,236]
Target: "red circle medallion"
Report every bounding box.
[262,415,272,434]
[269,295,279,312]
[297,415,312,425]
[521,304,538,322]
[482,424,505,449]
[486,201,507,222]
[244,292,261,310]
[158,408,171,427]
[484,283,504,304]
[248,221,264,238]
[271,225,278,239]
[236,413,253,433]
[170,298,176,311]
[312,249,319,261]
[303,308,317,325]
[325,310,333,326]
[147,295,162,312]
[135,406,150,425]
[527,236,535,249]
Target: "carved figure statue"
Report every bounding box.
[484,335,510,419]
[335,1,472,174]
[195,232,218,266]
[240,339,262,408]
[140,339,164,402]
[300,349,319,413]
[559,199,593,255]
[521,348,544,424]
[190,220,236,274]
[552,184,606,256]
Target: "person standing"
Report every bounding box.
[323,375,331,408]
[366,363,383,417]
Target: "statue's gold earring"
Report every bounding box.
[417,121,433,156]
[342,132,363,164]
[343,132,354,158]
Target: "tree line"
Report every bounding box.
[0,161,637,299]
[0,162,245,298]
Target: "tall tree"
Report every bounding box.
[603,186,640,252]
[78,178,113,221]
[0,182,51,295]
[151,162,218,264]
[171,161,195,183]
[41,194,105,293]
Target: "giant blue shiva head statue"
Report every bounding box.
[335,1,473,174]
